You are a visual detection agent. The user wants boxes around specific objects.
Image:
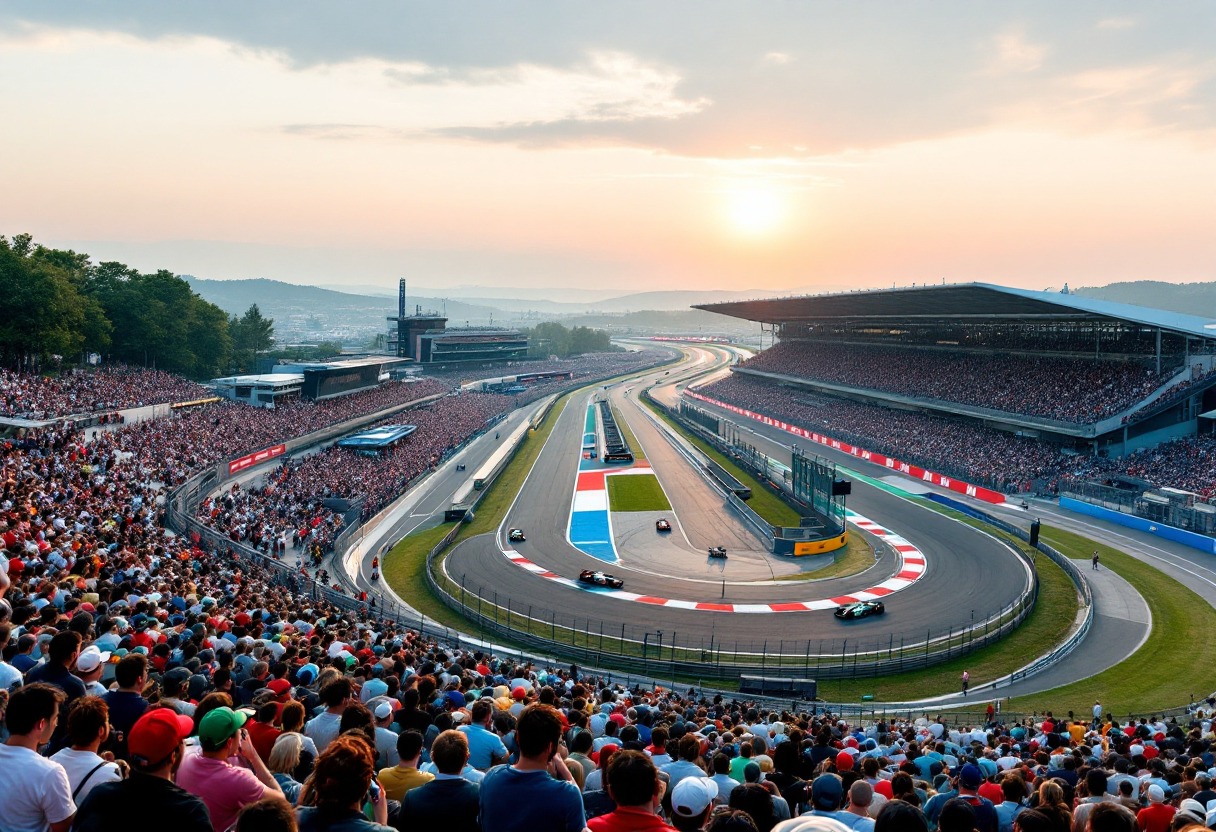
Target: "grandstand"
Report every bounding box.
[697,283,1216,456]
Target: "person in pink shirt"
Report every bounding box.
[176,706,283,832]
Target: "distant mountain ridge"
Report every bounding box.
[1074,281,1216,319]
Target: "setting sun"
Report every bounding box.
[729,188,784,236]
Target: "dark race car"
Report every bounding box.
[708,546,728,559]
[578,570,625,589]
[655,518,672,532]
[834,600,885,620]
[508,528,526,543]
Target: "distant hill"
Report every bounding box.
[182,276,503,322]
[553,308,757,335]
[1074,281,1216,319]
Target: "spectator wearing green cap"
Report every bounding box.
[176,706,283,832]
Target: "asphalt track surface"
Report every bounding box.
[444,347,1031,652]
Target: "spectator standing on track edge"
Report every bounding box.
[961,671,969,695]
[1093,551,1100,570]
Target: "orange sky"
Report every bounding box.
[2,6,1214,293]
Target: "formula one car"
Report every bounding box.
[708,547,728,559]
[579,570,625,589]
[655,518,672,532]
[834,600,885,620]
[508,528,526,543]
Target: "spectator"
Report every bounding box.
[706,809,759,832]
[72,707,211,832]
[1087,804,1136,832]
[940,799,978,832]
[0,683,75,832]
[729,783,776,832]
[397,729,479,832]
[27,632,87,711]
[461,698,509,770]
[306,678,352,754]
[663,734,708,790]
[671,777,719,832]
[49,697,121,805]
[1135,785,1174,832]
[874,799,928,832]
[952,764,998,832]
[235,797,298,832]
[268,733,307,805]
[296,734,391,832]
[845,781,877,832]
[377,730,433,802]
[588,750,674,832]
[176,706,283,832]
[994,774,1026,832]
[479,704,585,832]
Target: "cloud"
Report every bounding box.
[5,3,1216,159]
[988,31,1047,73]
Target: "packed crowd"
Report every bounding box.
[1071,436,1216,501]
[105,378,451,489]
[738,342,1166,424]
[2,543,1214,832]
[0,354,1210,832]
[700,376,1075,491]
[197,392,514,554]
[0,368,212,420]
[699,375,1216,498]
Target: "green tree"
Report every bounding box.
[520,321,614,358]
[229,304,275,372]
[0,236,88,367]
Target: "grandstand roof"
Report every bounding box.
[336,424,417,450]
[696,283,1216,340]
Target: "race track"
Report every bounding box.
[444,346,1033,654]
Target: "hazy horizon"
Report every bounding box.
[5,3,1216,292]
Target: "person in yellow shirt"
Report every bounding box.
[377,730,434,802]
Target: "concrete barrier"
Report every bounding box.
[1060,496,1216,555]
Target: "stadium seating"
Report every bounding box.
[737,341,1167,424]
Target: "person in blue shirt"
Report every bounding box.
[479,704,585,832]
[459,699,508,771]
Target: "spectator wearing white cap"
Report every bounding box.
[371,700,400,770]
[671,776,717,832]
[72,647,111,697]
[1136,784,1173,832]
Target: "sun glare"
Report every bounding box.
[729,189,783,236]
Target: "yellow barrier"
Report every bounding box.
[792,531,848,557]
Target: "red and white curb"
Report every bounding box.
[501,509,925,613]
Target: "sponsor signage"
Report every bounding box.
[685,390,1006,504]
[227,444,286,475]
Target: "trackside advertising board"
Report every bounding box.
[685,390,1007,505]
[228,444,286,475]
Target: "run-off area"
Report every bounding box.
[606,472,671,512]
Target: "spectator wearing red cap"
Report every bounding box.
[73,706,212,832]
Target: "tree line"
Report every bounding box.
[0,233,287,378]
[521,321,616,358]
